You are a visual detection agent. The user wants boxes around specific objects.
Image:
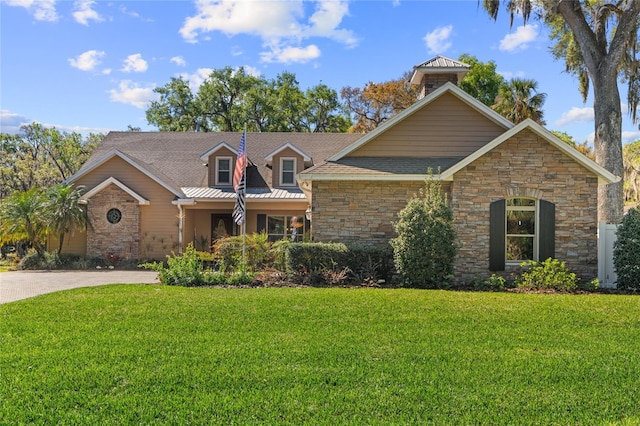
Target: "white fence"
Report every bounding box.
[598,221,619,288]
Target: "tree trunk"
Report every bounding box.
[555,0,632,224]
[593,74,624,224]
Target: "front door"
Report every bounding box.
[211,214,234,241]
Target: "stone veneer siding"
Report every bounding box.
[87,185,140,260]
[451,129,599,282]
[311,130,599,283]
[312,180,451,245]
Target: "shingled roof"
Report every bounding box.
[300,157,464,179]
[75,131,361,196]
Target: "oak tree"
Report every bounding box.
[482,0,640,223]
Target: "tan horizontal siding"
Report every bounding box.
[181,203,309,250]
[49,225,86,256]
[76,156,181,261]
[351,92,506,157]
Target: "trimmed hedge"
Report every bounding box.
[286,242,394,286]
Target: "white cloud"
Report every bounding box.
[424,25,453,54]
[0,109,31,134]
[0,109,113,136]
[121,54,148,73]
[179,0,356,63]
[497,70,525,80]
[231,46,243,56]
[305,0,357,47]
[499,24,539,52]
[623,130,640,144]
[555,107,594,126]
[260,44,320,64]
[73,0,103,26]
[177,68,214,91]
[170,56,187,67]
[180,0,305,43]
[177,66,261,91]
[108,80,156,109]
[5,0,58,22]
[243,65,262,77]
[68,50,105,71]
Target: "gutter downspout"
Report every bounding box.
[172,198,197,255]
[177,203,183,254]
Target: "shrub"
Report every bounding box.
[579,278,600,292]
[345,245,394,286]
[285,243,393,286]
[18,252,84,270]
[483,274,507,290]
[270,239,291,272]
[225,270,255,286]
[201,270,228,286]
[19,252,54,270]
[613,208,640,291]
[212,232,270,272]
[390,177,457,288]
[140,243,204,286]
[515,258,578,291]
[286,242,349,282]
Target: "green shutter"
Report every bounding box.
[257,214,266,234]
[489,199,506,271]
[539,200,555,261]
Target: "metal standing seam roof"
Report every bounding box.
[181,186,307,200]
[413,55,471,70]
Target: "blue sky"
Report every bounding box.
[2,0,639,145]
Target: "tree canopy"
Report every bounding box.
[481,0,640,223]
[0,124,102,199]
[340,72,420,133]
[146,67,351,133]
[492,78,547,125]
[457,53,505,107]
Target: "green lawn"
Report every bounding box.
[2,286,640,425]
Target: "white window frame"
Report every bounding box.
[216,156,232,186]
[505,198,539,264]
[280,157,296,187]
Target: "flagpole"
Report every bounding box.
[232,128,248,274]
[242,126,247,272]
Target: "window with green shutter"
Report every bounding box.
[489,198,555,271]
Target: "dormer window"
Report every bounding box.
[280,158,296,186]
[216,157,232,185]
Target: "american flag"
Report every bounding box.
[232,131,247,225]
[233,131,246,192]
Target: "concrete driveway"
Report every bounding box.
[0,270,159,304]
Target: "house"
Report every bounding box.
[63,56,618,281]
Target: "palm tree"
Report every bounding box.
[46,184,88,254]
[492,78,547,125]
[0,188,47,256]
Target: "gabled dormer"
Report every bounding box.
[264,143,312,188]
[199,142,241,187]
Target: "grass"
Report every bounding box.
[2,285,640,425]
